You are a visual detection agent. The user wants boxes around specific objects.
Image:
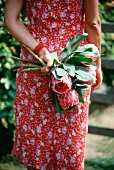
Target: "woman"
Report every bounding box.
[4,0,102,170]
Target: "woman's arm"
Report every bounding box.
[4,0,38,50]
[84,0,103,91]
[4,0,53,73]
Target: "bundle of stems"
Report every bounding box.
[11,44,46,72]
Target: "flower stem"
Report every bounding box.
[11,64,39,71]
[12,56,41,64]
[22,67,42,72]
[22,44,46,67]
[18,64,38,67]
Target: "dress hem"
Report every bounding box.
[11,150,40,169]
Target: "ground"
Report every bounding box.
[0,104,114,170]
[85,104,114,170]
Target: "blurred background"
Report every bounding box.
[0,0,114,170]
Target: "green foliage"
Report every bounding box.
[99,1,114,58]
[0,0,5,23]
[0,0,21,155]
[85,157,114,170]
[50,34,97,113]
[0,27,20,122]
[101,33,114,58]
[60,33,88,62]
[99,1,114,23]
[99,1,114,86]
[50,88,64,114]
[63,63,76,77]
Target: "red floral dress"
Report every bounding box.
[12,0,91,169]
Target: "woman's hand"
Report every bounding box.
[91,67,103,91]
[38,47,53,75]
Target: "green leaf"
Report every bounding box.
[66,105,77,110]
[58,63,64,67]
[73,83,88,89]
[50,68,63,80]
[67,60,86,67]
[74,47,93,53]
[60,33,88,62]
[61,40,98,64]
[63,63,75,77]
[75,88,84,103]
[0,50,5,57]
[56,67,66,77]
[0,78,11,90]
[75,46,98,56]
[50,88,64,114]
[71,33,88,50]
[79,51,98,57]
[75,84,89,95]
[66,55,92,64]
[8,90,16,98]
[50,52,58,60]
[72,81,88,96]
[53,59,61,66]
[75,66,96,82]
[4,62,12,69]
[75,56,93,63]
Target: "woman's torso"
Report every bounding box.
[25,0,84,55]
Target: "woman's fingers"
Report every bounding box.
[91,79,102,91]
[41,60,53,75]
[38,48,53,75]
[91,68,103,91]
[46,60,53,72]
[41,67,48,75]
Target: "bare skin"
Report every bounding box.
[4,0,53,75]
[84,0,103,91]
[4,0,102,169]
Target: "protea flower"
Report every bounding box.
[57,89,79,110]
[51,72,72,94]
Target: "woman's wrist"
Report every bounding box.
[96,65,101,70]
[33,42,45,55]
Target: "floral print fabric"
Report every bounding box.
[12,0,91,169]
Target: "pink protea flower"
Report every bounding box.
[57,89,79,110]
[80,43,99,61]
[51,72,72,94]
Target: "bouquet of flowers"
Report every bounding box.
[12,33,99,114]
